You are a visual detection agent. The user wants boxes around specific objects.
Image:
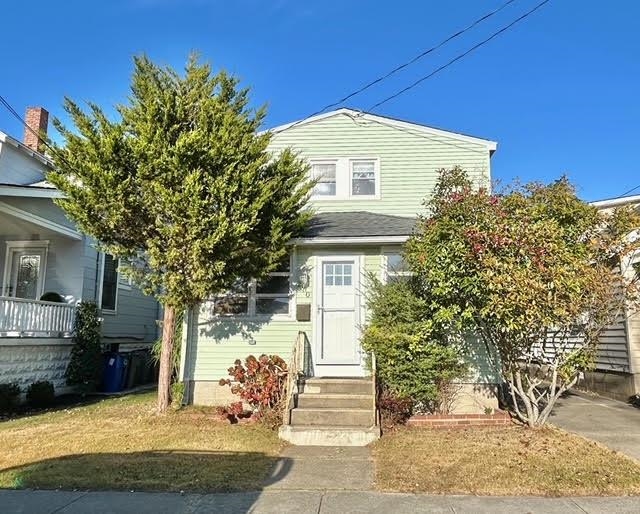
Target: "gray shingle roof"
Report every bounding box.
[302,211,416,239]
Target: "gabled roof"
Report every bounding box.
[292,211,416,245]
[268,108,497,151]
[590,194,640,209]
[0,130,53,168]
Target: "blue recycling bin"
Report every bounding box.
[102,353,130,393]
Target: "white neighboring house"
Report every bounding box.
[0,107,159,393]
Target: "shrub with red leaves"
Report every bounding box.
[218,354,288,427]
[377,387,413,428]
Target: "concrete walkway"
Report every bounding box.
[550,391,640,461]
[2,489,639,513]
[264,446,373,491]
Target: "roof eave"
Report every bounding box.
[265,108,498,151]
[0,130,54,168]
[590,195,640,209]
[290,235,410,245]
[0,184,64,199]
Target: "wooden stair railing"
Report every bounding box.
[282,331,305,426]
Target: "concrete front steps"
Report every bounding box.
[279,377,380,446]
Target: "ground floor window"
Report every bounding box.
[384,253,413,283]
[213,256,293,317]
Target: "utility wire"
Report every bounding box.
[306,0,520,117]
[277,0,524,135]
[619,184,640,197]
[0,94,80,177]
[0,94,57,158]
[363,0,552,113]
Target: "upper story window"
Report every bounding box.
[351,160,376,196]
[311,162,337,197]
[309,157,379,200]
[100,254,119,312]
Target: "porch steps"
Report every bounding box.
[295,393,372,410]
[279,377,380,446]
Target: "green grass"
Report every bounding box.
[372,425,640,496]
[0,392,283,492]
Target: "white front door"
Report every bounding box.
[314,256,363,376]
[3,246,47,299]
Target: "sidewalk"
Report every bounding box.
[3,442,639,513]
[2,489,639,514]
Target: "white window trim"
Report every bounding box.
[309,159,339,200]
[308,157,381,201]
[349,158,380,200]
[117,267,133,291]
[213,253,296,320]
[97,253,119,315]
[382,250,413,284]
[2,240,49,298]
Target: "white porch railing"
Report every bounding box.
[0,296,76,337]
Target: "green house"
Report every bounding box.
[179,108,500,442]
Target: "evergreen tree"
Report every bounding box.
[49,55,313,412]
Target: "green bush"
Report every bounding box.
[26,381,55,408]
[65,302,103,392]
[362,277,468,413]
[0,383,21,414]
[171,381,185,409]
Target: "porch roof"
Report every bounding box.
[293,211,416,245]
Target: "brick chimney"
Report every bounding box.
[23,106,49,152]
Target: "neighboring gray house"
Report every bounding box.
[0,107,159,393]
[583,194,640,401]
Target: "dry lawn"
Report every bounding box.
[0,392,283,492]
[372,425,640,496]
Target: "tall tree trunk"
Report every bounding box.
[157,304,176,414]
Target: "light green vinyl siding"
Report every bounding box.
[268,112,492,217]
[183,113,497,390]
[183,244,499,385]
[184,246,383,382]
[184,248,315,382]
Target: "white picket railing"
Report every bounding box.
[0,296,76,337]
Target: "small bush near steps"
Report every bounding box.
[65,302,103,392]
[377,387,413,428]
[218,354,288,429]
[0,383,21,414]
[26,381,55,408]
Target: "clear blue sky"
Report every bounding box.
[1,0,638,201]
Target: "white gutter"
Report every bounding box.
[0,131,54,168]
[0,184,64,199]
[290,235,409,245]
[591,195,640,209]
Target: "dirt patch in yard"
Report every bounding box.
[0,392,285,492]
[372,425,640,496]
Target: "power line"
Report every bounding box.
[363,0,552,113]
[619,184,640,197]
[0,94,57,157]
[343,111,490,155]
[277,0,524,135]
[305,0,520,117]
[0,94,80,176]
